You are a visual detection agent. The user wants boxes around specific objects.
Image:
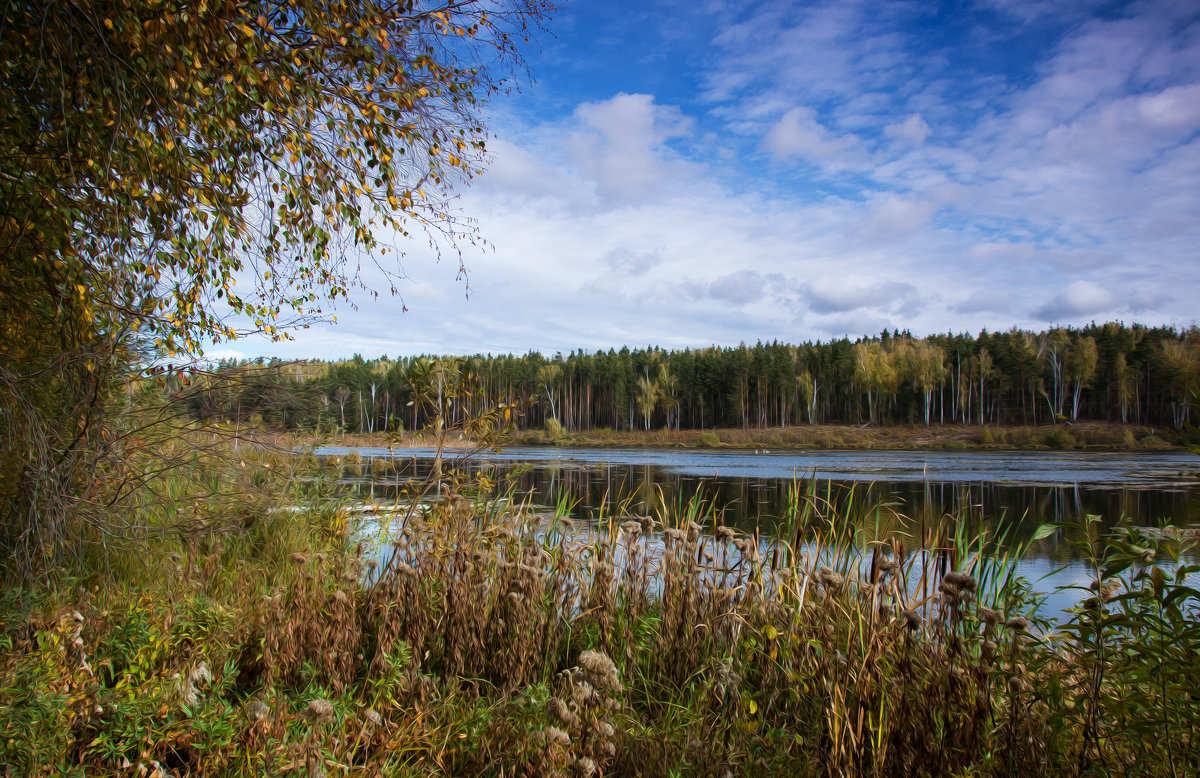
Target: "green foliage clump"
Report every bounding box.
[1042,428,1077,449]
[696,431,721,447]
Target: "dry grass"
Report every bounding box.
[1,452,1197,776]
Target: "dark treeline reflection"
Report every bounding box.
[333,454,1198,564]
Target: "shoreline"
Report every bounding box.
[297,421,1193,453]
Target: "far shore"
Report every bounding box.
[292,421,1196,453]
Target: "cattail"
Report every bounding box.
[717,526,736,540]
[547,697,579,729]
[980,607,1003,627]
[688,522,702,543]
[620,520,642,535]
[818,567,844,591]
[664,528,686,542]
[943,571,977,592]
[639,516,655,535]
[302,698,334,723]
[938,581,961,599]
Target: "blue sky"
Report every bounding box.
[224,0,1200,361]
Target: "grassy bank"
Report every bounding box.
[323,421,1187,452]
[2,443,1198,776]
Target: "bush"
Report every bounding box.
[696,431,720,448]
[1042,429,1077,449]
[544,417,566,441]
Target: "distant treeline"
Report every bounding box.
[172,323,1200,433]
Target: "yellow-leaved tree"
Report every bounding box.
[0,0,553,575]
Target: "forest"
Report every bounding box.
[178,321,1200,436]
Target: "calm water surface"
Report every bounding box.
[316,445,1200,616]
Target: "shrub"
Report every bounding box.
[696,431,720,448]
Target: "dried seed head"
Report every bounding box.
[1008,675,1026,694]
[547,697,579,729]
[980,607,1003,627]
[246,700,270,721]
[571,680,597,706]
[598,721,615,739]
[621,520,642,536]
[291,552,308,565]
[1005,617,1029,632]
[938,581,961,599]
[579,650,622,692]
[364,708,382,726]
[717,526,736,540]
[664,528,686,542]
[544,726,571,747]
[902,609,922,631]
[819,567,844,591]
[877,556,899,575]
[943,571,977,592]
[396,563,417,577]
[365,559,380,572]
[575,756,597,777]
[302,698,334,723]
[601,740,616,757]
[639,516,655,534]
[189,662,211,687]
[507,592,525,605]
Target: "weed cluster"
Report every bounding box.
[2,457,1198,775]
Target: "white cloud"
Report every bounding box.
[569,92,694,202]
[764,107,861,165]
[1033,281,1117,321]
[883,113,931,145]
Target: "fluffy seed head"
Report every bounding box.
[302,698,334,723]
[944,571,977,592]
[547,697,579,729]
[1006,617,1029,631]
[544,726,571,747]
[579,650,622,692]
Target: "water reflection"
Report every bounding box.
[317,445,1200,617]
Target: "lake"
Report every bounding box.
[315,444,1200,615]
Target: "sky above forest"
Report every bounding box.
[227,0,1200,361]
